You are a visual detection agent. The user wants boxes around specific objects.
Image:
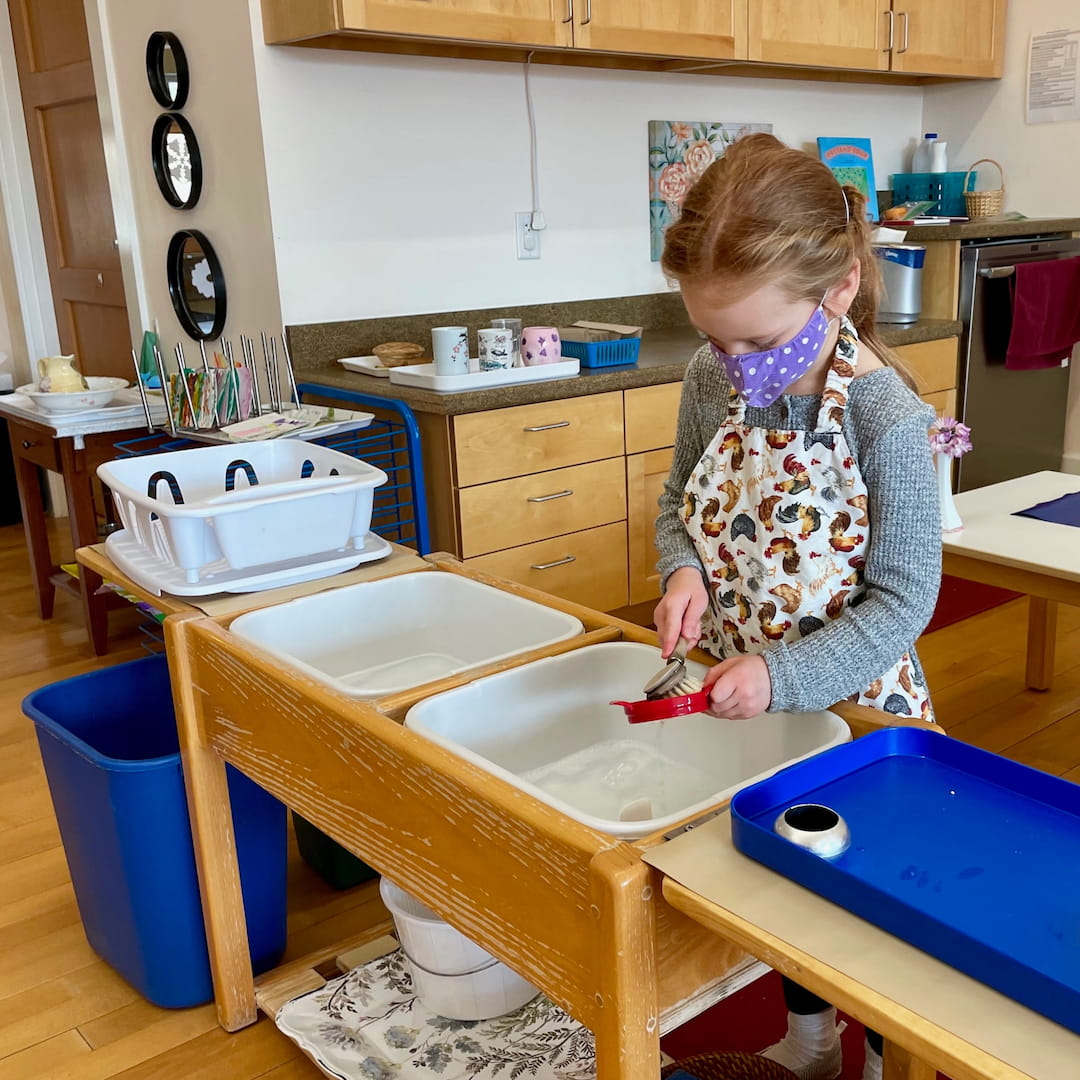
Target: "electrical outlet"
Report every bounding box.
[515,212,541,260]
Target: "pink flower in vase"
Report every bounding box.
[929,417,972,458]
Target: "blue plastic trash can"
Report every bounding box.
[22,654,287,1008]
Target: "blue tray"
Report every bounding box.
[731,728,1080,1034]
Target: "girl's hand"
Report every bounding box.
[704,655,772,720]
[653,567,709,657]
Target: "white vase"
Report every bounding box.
[935,452,963,533]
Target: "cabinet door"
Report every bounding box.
[575,0,744,61]
[747,0,888,70]
[890,0,1005,78]
[627,447,673,606]
[338,0,573,48]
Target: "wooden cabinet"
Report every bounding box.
[263,0,573,49]
[627,447,673,605]
[746,0,1004,77]
[893,337,960,416]
[575,0,744,62]
[890,0,1005,78]
[748,0,888,71]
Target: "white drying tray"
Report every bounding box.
[105,528,392,596]
[388,359,579,393]
[338,356,390,378]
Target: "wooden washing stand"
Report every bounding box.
[163,553,934,1079]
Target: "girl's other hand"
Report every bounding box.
[654,567,709,657]
[704,655,772,720]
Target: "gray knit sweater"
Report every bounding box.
[656,344,942,713]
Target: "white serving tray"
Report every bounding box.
[105,528,392,596]
[338,356,390,378]
[387,359,579,393]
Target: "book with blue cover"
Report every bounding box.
[816,137,879,221]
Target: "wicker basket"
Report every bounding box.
[963,158,1005,218]
[661,1051,797,1080]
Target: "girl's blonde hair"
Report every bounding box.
[662,132,906,379]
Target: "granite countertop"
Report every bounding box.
[894,215,1080,242]
[297,319,962,417]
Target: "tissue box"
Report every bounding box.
[557,322,642,368]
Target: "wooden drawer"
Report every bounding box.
[453,392,624,487]
[624,383,682,455]
[921,388,957,417]
[7,421,60,472]
[465,522,629,612]
[458,457,627,558]
[894,337,959,396]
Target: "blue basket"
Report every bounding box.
[890,171,976,217]
[560,337,641,369]
[23,656,287,1008]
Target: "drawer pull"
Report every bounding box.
[531,555,576,571]
[21,440,39,449]
[523,421,570,432]
[527,489,573,503]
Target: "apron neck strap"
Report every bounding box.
[814,316,859,432]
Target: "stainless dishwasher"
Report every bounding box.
[955,235,1080,491]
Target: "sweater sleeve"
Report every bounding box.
[763,407,941,712]
[654,351,713,589]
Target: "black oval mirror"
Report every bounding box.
[146,31,189,110]
[151,113,201,209]
[167,229,226,341]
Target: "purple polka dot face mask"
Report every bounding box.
[708,305,831,408]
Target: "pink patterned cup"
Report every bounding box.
[520,326,561,366]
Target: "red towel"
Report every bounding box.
[1005,257,1080,370]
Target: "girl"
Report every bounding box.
[653,133,941,1080]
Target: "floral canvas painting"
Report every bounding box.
[649,121,773,261]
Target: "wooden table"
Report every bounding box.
[646,812,1080,1080]
[943,471,1080,691]
[0,395,157,654]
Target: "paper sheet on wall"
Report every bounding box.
[1027,29,1080,124]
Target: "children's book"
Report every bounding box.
[816,137,879,221]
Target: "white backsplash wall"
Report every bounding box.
[249,21,923,325]
[922,0,1080,472]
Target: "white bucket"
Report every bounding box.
[379,877,493,976]
[402,950,538,1021]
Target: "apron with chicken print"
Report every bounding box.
[683,318,933,721]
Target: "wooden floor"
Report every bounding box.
[1,519,1079,1079]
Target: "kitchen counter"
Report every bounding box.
[298,318,962,417]
[895,215,1080,242]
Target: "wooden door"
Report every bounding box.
[338,0,573,48]
[890,0,1005,77]
[575,0,745,61]
[7,0,132,380]
[747,0,889,70]
[627,447,673,605]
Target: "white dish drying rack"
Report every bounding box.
[98,440,389,594]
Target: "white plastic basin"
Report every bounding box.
[228,571,583,698]
[404,642,851,839]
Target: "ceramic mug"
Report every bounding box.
[431,326,469,376]
[478,327,515,371]
[521,326,561,366]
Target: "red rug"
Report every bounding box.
[923,574,1021,635]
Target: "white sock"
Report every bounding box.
[760,1008,844,1080]
[862,1039,883,1080]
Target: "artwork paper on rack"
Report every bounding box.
[649,121,773,261]
[816,137,879,221]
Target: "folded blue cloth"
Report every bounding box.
[1013,490,1080,528]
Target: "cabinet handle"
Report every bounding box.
[979,266,1015,279]
[883,9,894,52]
[21,439,38,449]
[531,555,576,570]
[562,0,573,23]
[523,420,569,432]
[527,488,574,503]
[581,0,591,25]
[897,10,909,53]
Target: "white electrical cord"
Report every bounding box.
[523,52,545,232]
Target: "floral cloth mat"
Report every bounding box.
[275,947,597,1080]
